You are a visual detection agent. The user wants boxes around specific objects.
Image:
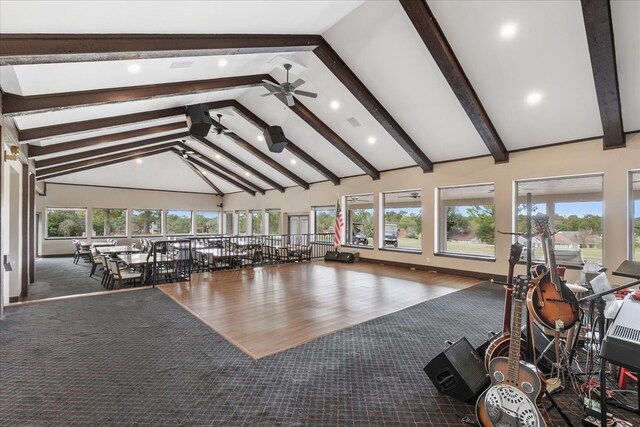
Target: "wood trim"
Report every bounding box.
[37,144,176,178]
[172,149,257,197]
[178,156,224,196]
[1,34,322,65]
[580,0,625,149]
[28,173,36,283]
[44,181,217,196]
[28,124,187,157]
[358,257,502,282]
[399,0,508,163]
[21,163,29,297]
[314,38,434,172]
[290,101,380,180]
[191,135,285,193]
[3,74,270,115]
[35,132,189,168]
[216,101,340,185]
[175,145,264,195]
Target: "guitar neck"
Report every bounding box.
[507,298,524,382]
[544,236,561,286]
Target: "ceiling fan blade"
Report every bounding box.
[262,79,281,89]
[274,92,288,105]
[285,93,295,106]
[290,78,305,89]
[261,92,277,97]
[294,90,317,98]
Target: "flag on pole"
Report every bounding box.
[334,197,343,249]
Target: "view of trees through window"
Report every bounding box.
[131,209,162,236]
[345,195,373,247]
[632,171,640,260]
[92,208,126,237]
[46,208,86,238]
[251,210,263,235]
[439,184,495,257]
[238,211,247,234]
[196,211,219,234]
[383,190,422,250]
[517,175,603,265]
[314,207,335,234]
[166,210,192,234]
[267,210,280,235]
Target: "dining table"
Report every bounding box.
[98,245,141,256]
[79,240,116,249]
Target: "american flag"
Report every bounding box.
[334,197,343,248]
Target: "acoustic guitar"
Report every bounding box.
[484,242,527,370]
[476,278,550,427]
[527,213,579,331]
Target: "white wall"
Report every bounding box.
[223,133,640,285]
[38,184,222,255]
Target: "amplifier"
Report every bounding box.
[325,251,359,263]
[601,293,640,370]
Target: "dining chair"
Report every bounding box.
[106,258,142,289]
[88,247,104,277]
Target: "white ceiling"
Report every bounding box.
[1,0,637,194]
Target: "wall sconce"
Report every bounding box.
[5,145,20,161]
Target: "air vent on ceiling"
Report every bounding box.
[346,117,361,128]
[170,61,194,69]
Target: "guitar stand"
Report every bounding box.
[543,390,575,427]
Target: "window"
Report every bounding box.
[131,209,162,236]
[92,208,127,237]
[630,171,640,260]
[267,209,281,235]
[166,210,192,235]
[438,184,495,258]
[224,212,233,235]
[314,206,335,234]
[46,208,86,238]
[516,174,603,265]
[382,190,422,251]
[251,210,263,235]
[345,194,374,247]
[237,211,247,235]
[196,211,220,234]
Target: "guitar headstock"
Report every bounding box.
[508,242,524,264]
[512,277,529,301]
[533,212,552,239]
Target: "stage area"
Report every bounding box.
[159,261,481,358]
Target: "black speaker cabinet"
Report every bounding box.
[324,251,358,263]
[424,337,488,403]
[264,125,287,153]
[186,104,213,137]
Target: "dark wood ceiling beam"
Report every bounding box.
[581,0,625,149]
[290,101,380,180]
[231,101,341,185]
[176,155,224,196]
[3,74,270,115]
[313,38,433,172]
[399,0,508,163]
[1,34,322,65]
[35,133,187,169]
[37,142,177,177]
[28,124,188,157]
[172,148,257,196]
[191,135,285,193]
[37,146,174,180]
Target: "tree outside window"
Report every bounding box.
[92,208,126,237]
[268,210,281,235]
[131,209,162,236]
[166,210,192,235]
[46,208,86,238]
[196,211,220,234]
[251,210,263,235]
[345,194,374,247]
[383,190,422,251]
[238,211,248,234]
[314,207,335,233]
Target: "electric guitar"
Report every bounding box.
[527,213,579,332]
[476,278,550,427]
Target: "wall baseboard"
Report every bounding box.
[39,254,74,258]
[359,257,504,282]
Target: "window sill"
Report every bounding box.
[516,260,594,271]
[342,244,374,251]
[435,252,496,262]
[378,247,423,255]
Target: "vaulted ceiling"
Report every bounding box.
[1,0,638,196]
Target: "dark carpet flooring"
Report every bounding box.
[1,281,638,426]
[24,257,106,301]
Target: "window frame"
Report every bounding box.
[130,208,163,237]
[313,205,335,234]
[195,210,221,235]
[165,209,193,236]
[267,209,281,235]
[91,207,128,238]
[237,210,248,235]
[629,170,640,261]
[344,193,375,249]
[380,189,422,252]
[45,207,88,239]
[224,211,234,235]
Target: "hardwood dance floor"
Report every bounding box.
[159,261,481,359]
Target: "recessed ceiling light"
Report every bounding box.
[127,63,141,74]
[330,100,340,110]
[245,172,251,176]
[290,159,297,165]
[135,158,143,164]
[367,136,376,145]
[218,58,228,67]
[526,91,543,105]
[202,171,207,175]
[257,134,264,142]
[215,154,222,159]
[500,23,518,39]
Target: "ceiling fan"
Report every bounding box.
[178,148,201,159]
[398,191,421,199]
[212,114,232,137]
[261,63,318,107]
